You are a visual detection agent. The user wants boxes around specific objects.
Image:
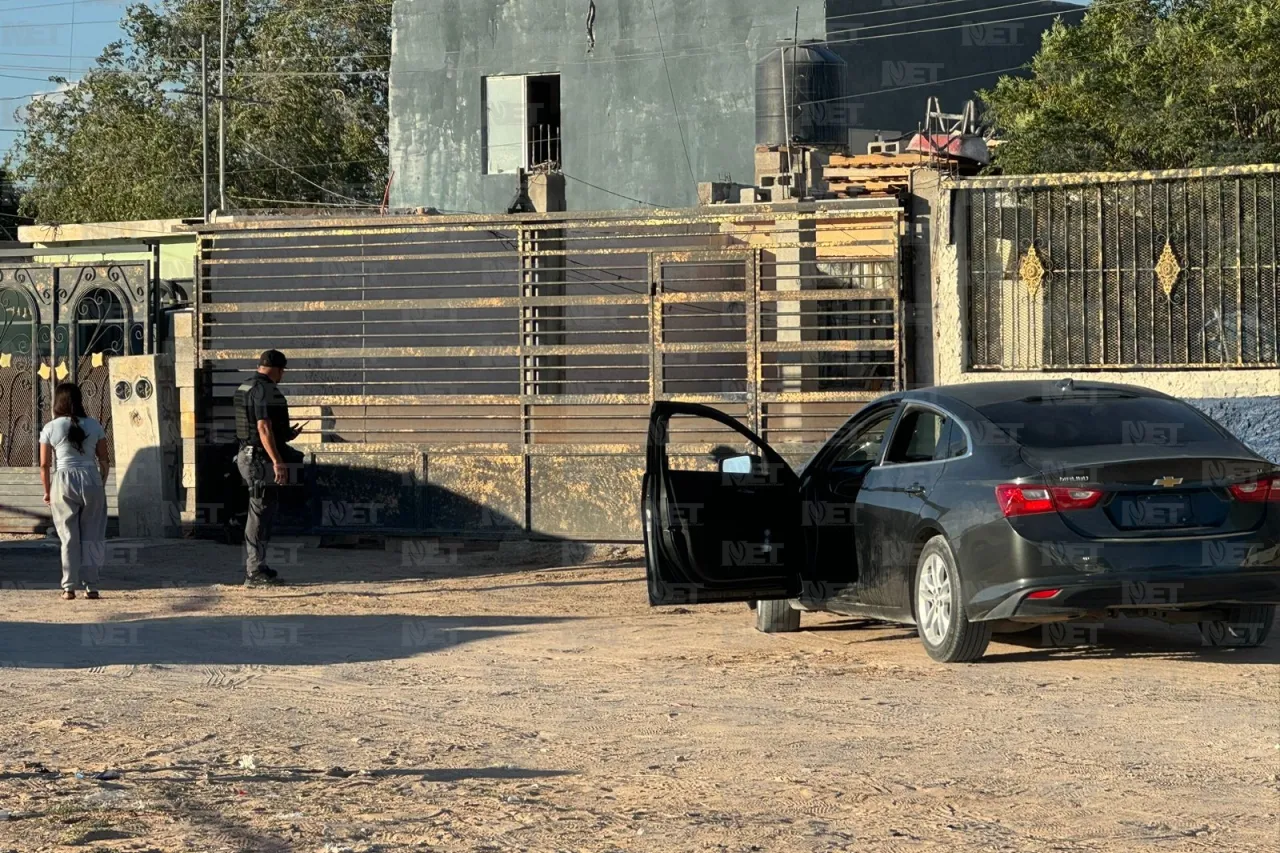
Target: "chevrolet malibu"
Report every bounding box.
[641,381,1280,662]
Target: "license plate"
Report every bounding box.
[1116,493,1194,529]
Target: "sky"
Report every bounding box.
[0,0,139,143]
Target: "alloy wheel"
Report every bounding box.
[916,553,953,646]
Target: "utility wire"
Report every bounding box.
[560,172,668,209]
[649,0,697,196]
[241,140,377,206]
[795,64,1030,109]
[0,4,1096,84]
[229,194,381,209]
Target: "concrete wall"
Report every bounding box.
[390,0,826,212]
[823,0,1083,143]
[922,177,1280,460]
[1188,398,1280,464]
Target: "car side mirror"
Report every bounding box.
[719,453,761,475]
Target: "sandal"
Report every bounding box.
[61,590,76,601]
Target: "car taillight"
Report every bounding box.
[1228,477,1280,503]
[995,484,1105,517]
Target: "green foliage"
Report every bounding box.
[5,0,390,223]
[0,167,23,239]
[981,0,1280,173]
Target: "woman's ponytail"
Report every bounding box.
[53,383,90,454]
[68,414,87,455]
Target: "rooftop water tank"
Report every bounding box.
[755,41,849,147]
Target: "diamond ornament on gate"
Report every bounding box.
[1155,240,1182,298]
[1019,246,1045,298]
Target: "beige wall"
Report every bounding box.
[20,220,198,282]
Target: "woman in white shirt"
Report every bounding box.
[39,383,111,600]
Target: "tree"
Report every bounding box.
[5,0,389,223]
[0,168,25,240]
[981,0,1280,173]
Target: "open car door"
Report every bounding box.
[643,401,801,605]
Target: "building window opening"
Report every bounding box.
[526,75,561,169]
[484,73,561,174]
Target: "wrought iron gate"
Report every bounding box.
[961,165,1279,370]
[0,263,152,531]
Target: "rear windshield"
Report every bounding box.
[975,395,1225,449]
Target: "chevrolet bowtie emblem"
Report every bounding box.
[1153,476,1184,488]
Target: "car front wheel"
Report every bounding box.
[1198,604,1276,648]
[914,536,991,663]
[754,599,801,633]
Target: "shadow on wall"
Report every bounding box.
[116,444,180,539]
[194,441,571,542]
[0,613,576,669]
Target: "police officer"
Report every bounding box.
[234,350,304,587]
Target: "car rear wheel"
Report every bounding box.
[1198,604,1276,648]
[914,536,991,663]
[754,599,801,633]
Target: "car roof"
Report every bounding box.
[900,379,1169,409]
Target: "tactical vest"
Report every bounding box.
[234,374,271,445]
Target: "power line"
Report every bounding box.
[407,5,1091,75]
[228,193,380,209]
[560,172,668,209]
[241,140,377,206]
[0,2,1093,81]
[0,61,1034,155]
[795,64,1031,109]
[825,0,1085,25]
[0,18,121,30]
[649,0,697,195]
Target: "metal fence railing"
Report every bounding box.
[960,164,1279,370]
[0,262,153,531]
[195,201,903,540]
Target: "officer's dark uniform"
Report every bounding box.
[234,372,301,578]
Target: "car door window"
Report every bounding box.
[832,410,897,465]
[885,409,949,464]
[941,418,969,459]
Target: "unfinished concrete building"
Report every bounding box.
[389,0,1082,212]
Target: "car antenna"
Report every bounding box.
[1057,377,1074,393]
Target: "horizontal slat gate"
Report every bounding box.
[0,467,120,534]
[197,205,903,541]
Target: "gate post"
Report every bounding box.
[109,354,181,538]
[770,216,817,436]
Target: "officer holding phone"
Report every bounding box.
[233,350,305,587]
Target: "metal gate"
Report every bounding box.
[0,263,153,531]
[961,164,1279,370]
[196,203,904,540]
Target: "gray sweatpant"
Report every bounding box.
[51,467,108,591]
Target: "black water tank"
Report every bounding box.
[755,41,848,147]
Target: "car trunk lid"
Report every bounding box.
[1022,444,1274,539]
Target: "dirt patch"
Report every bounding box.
[0,539,1276,851]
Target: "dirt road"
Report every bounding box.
[1,538,1276,852]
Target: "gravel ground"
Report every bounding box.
[0,538,1277,852]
